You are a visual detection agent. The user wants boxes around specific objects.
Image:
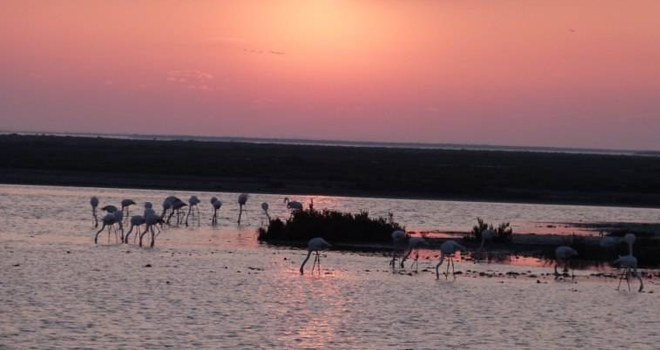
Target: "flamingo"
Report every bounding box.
[390,230,407,269]
[554,246,578,279]
[476,229,496,261]
[283,197,304,213]
[139,212,164,248]
[165,197,186,225]
[94,211,123,244]
[123,215,146,244]
[613,254,644,292]
[237,193,249,224]
[101,205,118,213]
[624,233,636,255]
[185,195,201,227]
[300,237,332,275]
[435,240,465,280]
[210,197,222,225]
[261,202,271,221]
[401,236,429,272]
[90,196,99,228]
[120,199,136,223]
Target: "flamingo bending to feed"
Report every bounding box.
[90,196,99,228]
[237,193,249,224]
[283,197,303,213]
[300,237,331,275]
[435,240,465,280]
[101,205,118,213]
[554,246,578,279]
[185,195,201,227]
[139,212,164,248]
[210,197,222,225]
[123,215,146,244]
[401,236,429,272]
[120,199,136,223]
[476,229,496,261]
[94,210,124,244]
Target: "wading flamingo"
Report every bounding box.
[436,241,465,280]
[554,246,578,279]
[94,212,122,244]
[123,215,145,244]
[476,229,496,261]
[401,236,429,272]
[185,195,201,227]
[261,202,271,222]
[101,205,118,213]
[624,233,636,255]
[139,212,164,248]
[300,237,331,275]
[390,230,407,269]
[238,193,249,224]
[614,254,644,292]
[210,197,222,225]
[283,197,303,212]
[120,199,136,223]
[90,196,99,228]
[167,198,187,225]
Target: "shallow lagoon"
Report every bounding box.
[1,185,659,349]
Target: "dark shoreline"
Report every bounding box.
[1,134,660,208]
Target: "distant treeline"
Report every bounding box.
[1,134,660,207]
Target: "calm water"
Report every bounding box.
[1,184,659,349]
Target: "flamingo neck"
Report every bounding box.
[300,250,312,274]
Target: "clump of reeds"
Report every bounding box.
[465,217,513,243]
[257,208,404,243]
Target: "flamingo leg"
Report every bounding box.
[445,258,451,279]
[626,268,632,292]
[617,269,625,291]
[317,252,321,273]
[451,258,456,277]
[150,226,156,248]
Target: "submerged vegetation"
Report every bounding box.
[257,208,404,243]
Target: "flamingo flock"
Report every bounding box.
[89,195,649,291]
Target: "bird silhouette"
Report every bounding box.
[261,202,271,223]
[210,197,222,225]
[283,197,303,212]
[554,246,578,280]
[300,237,331,275]
[185,195,201,227]
[139,212,164,248]
[94,210,124,244]
[238,193,249,224]
[120,199,136,223]
[476,229,496,262]
[436,240,465,280]
[400,236,429,272]
[614,254,644,292]
[390,230,407,269]
[123,215,145,244]
[90,196,99,228]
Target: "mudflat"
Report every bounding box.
[1,134,659,207]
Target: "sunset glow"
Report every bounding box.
[1,1,659,149]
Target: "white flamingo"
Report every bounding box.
[238,193,249,224]
[435,240,465,280]
[90,196,99,228]
[614,254,644,292]
[390,230,407,269]
[554,246,578,279]
[401,236,429,272]
[185,195,201,227]
[300,237,331,275]
[123,215,145,244]
[210,197,222,225]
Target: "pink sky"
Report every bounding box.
[1,1,659,150]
